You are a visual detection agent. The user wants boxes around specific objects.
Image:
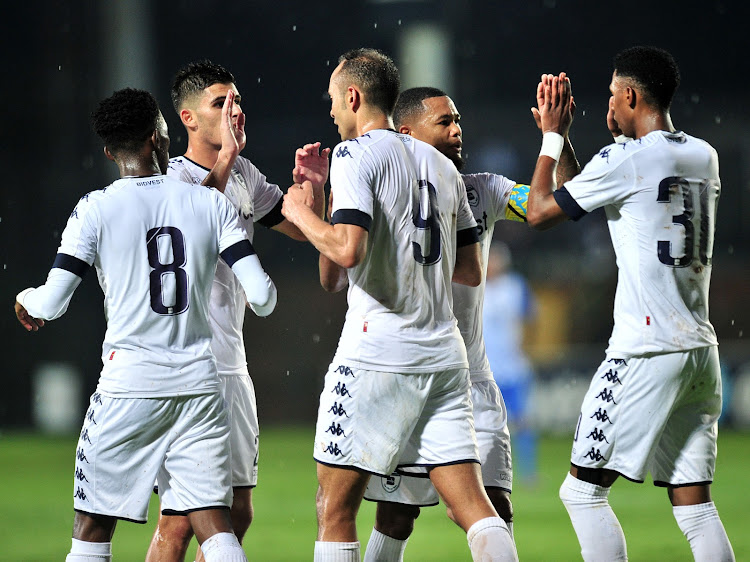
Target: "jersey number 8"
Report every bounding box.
[146,226,189,315]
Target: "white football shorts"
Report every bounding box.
[73,391,232,522]
[220,374,259,487]
[571,346,722,486]
[314,364,479,477]
[364,379,512,506]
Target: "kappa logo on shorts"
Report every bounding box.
[85,408,97,424]
[583,447,607,462]
[74,467,89,482]
[92,392,103,405]
[76,447,89,463]
[332,381,352,397]
[595,388,618,404]
[607,358,627,366]
[382,474,401,493]
[335,365,355,377]
[328,401,350,417]
[323,442,343,456]
[601,369,623,384]
[325,422,347,437]
[590,408,613,424]
[80,428,92,444]
[586,427,609,443]
[74,487,88,501]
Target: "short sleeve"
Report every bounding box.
[562,144,636,213]
[213,189,249,253]
[455,174,477,233]
[57,192,101,267]
[329,141,374,226]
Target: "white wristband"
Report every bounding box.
[539,132,564,162]
[614,134,632,144]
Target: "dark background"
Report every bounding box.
[2,0,748,429]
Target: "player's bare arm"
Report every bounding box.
[531,74,581,187]
[202,89,246,193]
[453,241,481,287]
[318,190,348,292]
[14,300,44,332]
[282,182,367,268]
[527,74,574,230]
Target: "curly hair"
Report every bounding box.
[91,88,160,155]
[393,86,448,128]
[614,46,681,110]
[337,48,400,116]
[171,59,236,113]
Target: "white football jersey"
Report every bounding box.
[329,129,477,372]
[167,156,283,376]
[22,175,272,397]
[555,130,720,355]
[452,173,528,382]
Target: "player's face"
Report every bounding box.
[193,82,242,148]
[609,72,634,138]
[409,96,464,170]
[328,64,356,141]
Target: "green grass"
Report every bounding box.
[1,428,746,560]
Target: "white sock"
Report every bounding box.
[200,532,247,562]
[673,501,735,561]
[65,538,112,561]
[363,528,408,562]
[466,516,518,561]
[559,473,627,561]
[314,540,360,561]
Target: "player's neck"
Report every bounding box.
[634,110,675,139]
[183,141,220,170]
[358,111,393,137]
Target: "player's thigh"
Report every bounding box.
[159,393,232,514]
[472,380,513,492]
[651,346,722,486]
[313,364,429,475]
[220,375,259,487]
[364,470,439,507]
[74,393,174,522]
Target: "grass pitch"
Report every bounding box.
[1,427,746,560]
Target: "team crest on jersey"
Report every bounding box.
[381,474,401,493]
[465,184,479,207]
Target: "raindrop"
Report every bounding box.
[312,333,321,343]
[292,25,297,31]
[58,65,62,71]
[731,319,735,326]
[373,22,378,29]
[740,330,744,338]
[582,110,586,117]
[326,60,330,66]
[714,115,721,124]
[286,370,290,376]
[398,19,402,25]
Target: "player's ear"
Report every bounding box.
[625,86,637,109]
[179,108,195,129]
[348,86,360,112]
[398,125,411,135]
[103,146,115,162]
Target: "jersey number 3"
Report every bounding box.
[657,176,719,268]
[412,179,442,265]
[146,226,189,315]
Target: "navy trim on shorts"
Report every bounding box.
[220,239,256,267]
[74,508,146,525]
[398,458,481,470]
[52,253,90,278]
[331,209,372,231]
[457,226,480,247]
[363,497,440,508]
[653,479,712,488]
[571,463,644,484]
[162,505,230,517]
[485,485,513,494]
[258,198,284,229]
[553,186,587,221]
[233,485,256,490]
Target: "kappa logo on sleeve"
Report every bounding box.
[335,146,352,159]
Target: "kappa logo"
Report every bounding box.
[382,473,401,493]
[336,146,352,159]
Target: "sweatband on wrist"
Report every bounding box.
[539,132,564,161]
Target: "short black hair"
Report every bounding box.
[614,46,680,110]
[91,88,160,155]
[393,86,448,128]
[171,59,236,113]
[337,48,400,115]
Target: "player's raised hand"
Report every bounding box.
[219,89,246,158]
[536,72,573,137]
[15,301,44,332]
[607,95,624,138]
[293,142,331,189]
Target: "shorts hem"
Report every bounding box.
[314,458,390,478]
[362,497,439,507]
[653,479,713,488]
[74,508,146,525]
[571,463,645,484]
[162,505,230,517]
[398,458,480,470]
[484,484,513,494]
[232,484,257,490]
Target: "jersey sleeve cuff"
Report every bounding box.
[553,187,587,221]
[52,253,90,278]
[457,226,480,247]
[257,198,285,229]
[331,209,372,231]
[220,239,256,267]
